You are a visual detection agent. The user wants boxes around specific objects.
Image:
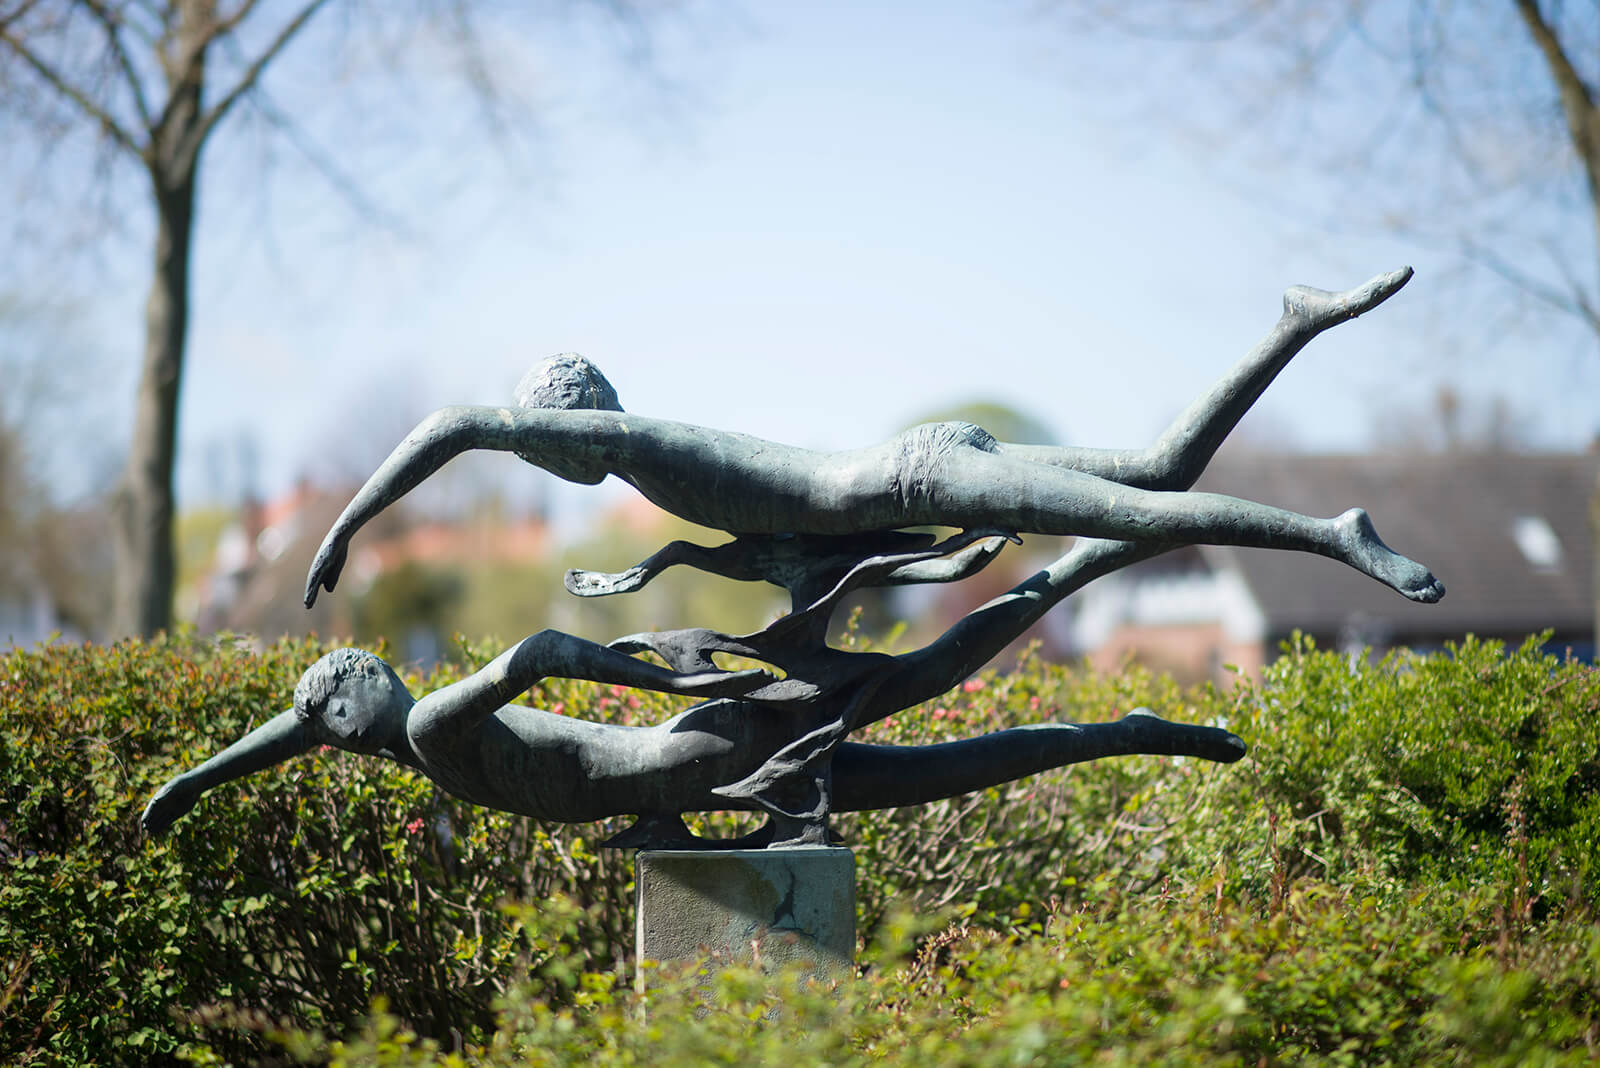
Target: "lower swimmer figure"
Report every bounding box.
[140,637,1245,840]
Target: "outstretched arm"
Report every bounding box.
[141,710,314,835]
[566,539,759,598]
[306,406,635,605]
[307,407,518,605]
[408,629,771,745]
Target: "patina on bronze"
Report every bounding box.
[143,269,1440,848]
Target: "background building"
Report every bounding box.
[1070,452,1599,684]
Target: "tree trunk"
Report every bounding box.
[1512,0,1600,329]
[111,174,197,639]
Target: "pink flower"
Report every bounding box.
[405,818,424,836]
[609,684,627,697]
[626,694,641,710]
[1029,696,1040,710]
[550,702,566,716]
[932,707,949,721]
[962,678,985,693]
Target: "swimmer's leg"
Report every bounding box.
[928,453,1442,602]
[1000,267,1413,491]
[831,709,1246,812]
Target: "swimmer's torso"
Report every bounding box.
[583,415,999,535]
[404,699,799,821]
[408,705,640,822]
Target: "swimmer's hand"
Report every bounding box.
[304,534,349,608]
[565,564,650,598]
[141,775,201,837]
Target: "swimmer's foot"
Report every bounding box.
[1122,708,1248,764]
[1284,266,1413,328]
[1333,507,1445,603]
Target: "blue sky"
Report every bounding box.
[45,1,1599,525]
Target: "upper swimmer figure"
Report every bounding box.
[305,269,1443,609]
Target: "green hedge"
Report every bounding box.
[0,635,643,1066]
[1,632,1596,1064]
[285,880,1600,1068]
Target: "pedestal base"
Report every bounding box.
[635,847,854,990]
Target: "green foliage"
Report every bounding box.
[1183,634,1600,912]
[353,562,465,650]
[904,400,1059,447]
[845,647,1201,930]
[243,884,1600,1067]
[1,630,1596,1064]
[0,635,637,1065]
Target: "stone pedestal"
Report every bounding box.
[635,847,854,990]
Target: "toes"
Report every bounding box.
[1353,266,1414,311]
[1409,577,1446,604]
[1215,732,1249,763]
[1285,268,1412,325]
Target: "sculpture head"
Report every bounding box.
[294,648,412,754]
[514,353,624,414]
[512,353,622,484]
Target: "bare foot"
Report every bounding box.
[1284,266,1413,327]
[1333,508,1445,602]
[1122,708,1247,763]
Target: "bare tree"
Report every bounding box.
[1369,383,1537,454]
[0,295,116,639]
[1056,1,1599,346]
[0,0,666,638]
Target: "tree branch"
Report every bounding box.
[108,0,162,49]
[212,0,263,40]
[0,0,45,33]
[1076,0,1269,43]
[190,0,330,153]
[80,0,155,130]
[1461,235,1600,334]
[1540,234,1600,327]
[443,0,511,141]
[1512,0,1600,201]
[0,23,143,159]
[245,86,414,235]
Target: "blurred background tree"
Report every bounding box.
[0,0,677,639]
[1055,1,1599,353]
[912,400,1060,450]
[1369,383,1538,454]
[0,296,117,642]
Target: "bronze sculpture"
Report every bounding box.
[144,268,1439,847]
